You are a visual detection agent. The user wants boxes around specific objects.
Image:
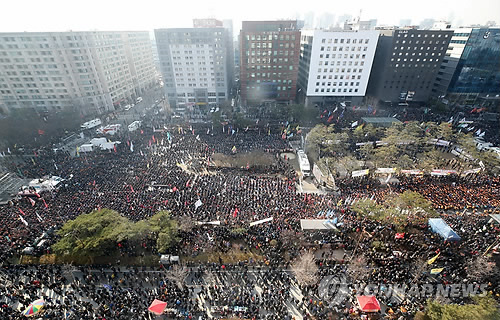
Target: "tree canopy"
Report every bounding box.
[52,209,178,260]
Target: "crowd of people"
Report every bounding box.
[0,111,499,318]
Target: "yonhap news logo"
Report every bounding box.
[318,276,489,305]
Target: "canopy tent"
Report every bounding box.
[148,299,167,315]
[428,218,461,241]
[357,295,381,312]
[489,214,500,224]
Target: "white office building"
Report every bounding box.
[298,29,379,106]
[0,31,156,115]
[155,26,231,110]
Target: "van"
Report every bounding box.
[136,97,143,103]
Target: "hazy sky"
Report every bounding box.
[1,0,499,37]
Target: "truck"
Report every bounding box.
[81,119,102,130]
[96,124,121,136]
[297,150,311,177]
[128,121,141,132]
[79,144,94,153]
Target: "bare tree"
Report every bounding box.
[176,215,196,232]
[164,265,189,289]
[291,250,319,286]
[347,254,369,282]
[466,255,496,281]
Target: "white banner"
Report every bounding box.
[375,168,397,174]
[196,221,221,226]
[431,169,458,176]
[461,168,482,176]
[352,169,369,178]
[249,217,273,227]
[400,169,424,175]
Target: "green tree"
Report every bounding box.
[384,190,437,221]
[149,211,179,253]
[424,295,499,320]
[52,209,135,261]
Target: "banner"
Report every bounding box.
[196,221,221,226]
[461,168,482,176]
[400,169,424,175]
[352,169,369,178]
[431,169,458,176]
[249,217,273,227]
[375,168,397,174]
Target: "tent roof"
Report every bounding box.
[148,299,167,315]
[429,218,461,241]
[357,295,381,312]
[489,214,500,224]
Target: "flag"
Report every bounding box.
[42,199,48,209]
[29,198,36,207]
[327,115,334,122]
[430,268,444,275]
[395,233,405,239]
[140,150,144,156]
[232,145,237,153]
[195,199,203,209]
[130,185,135,193]
[427,252,440,265]
[245,126,249,132]
[36,212,43,222]
[113,144,117,153]
[38,129,45,135]
[372,109,377,115]
[19,208,26,215]
[19,215,28,226]
[232,208,239,218]
[246,162,250,170]
[152,135,156,143]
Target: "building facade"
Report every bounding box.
[431,27,472,97]
[0,31,156,115]
[239,20,301,105]
[155,25,232,109]
[298,29,379,106]
[447,27,500,99]
[367,28,453,105]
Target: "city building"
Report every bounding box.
[0,31,156,115]
[431,25,471,97]
[297,28,379,107]
[239,20,301,105]
[155,22,232,110]
[446,27,500,103]
[366,28,453,105]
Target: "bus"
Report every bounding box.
[297,150,311,177]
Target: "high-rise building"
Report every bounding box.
[0,31,156,115]
[298,29,379,106]
[155,24,232,110]
[446,27,500,101]
[367,28,453,105]
[239,20,301,105]
[431,26,471,97]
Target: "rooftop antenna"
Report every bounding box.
[357,9,362,22]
